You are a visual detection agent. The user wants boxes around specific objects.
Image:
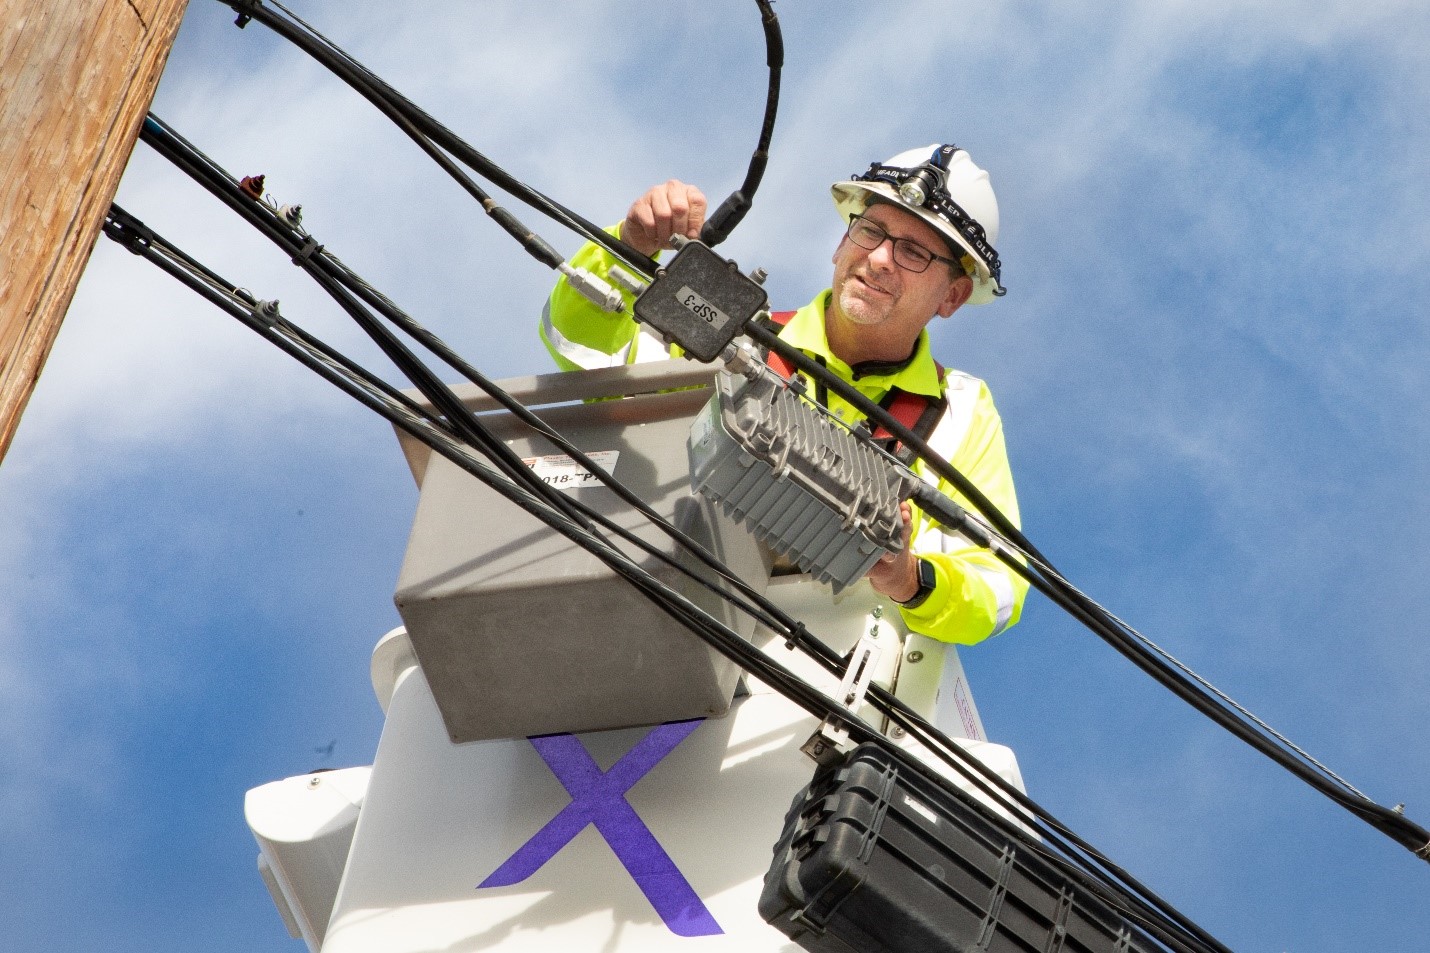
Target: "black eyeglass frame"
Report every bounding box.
[845,214,962,275]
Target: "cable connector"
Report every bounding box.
[558,263,624,312]
[719,339,766,379]
[910,483,996,548]
[607,264,649,298]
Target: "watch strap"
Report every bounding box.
[897,557,936,610]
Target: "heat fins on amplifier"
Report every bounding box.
[688,369,918,591]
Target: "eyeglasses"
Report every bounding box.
[845,215,960,274]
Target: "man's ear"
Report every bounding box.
[937,273,974,317]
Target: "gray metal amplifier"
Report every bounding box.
[688,368,917,591]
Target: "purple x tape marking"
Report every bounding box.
[478,719,722,937]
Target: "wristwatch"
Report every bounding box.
[896,557,937,610]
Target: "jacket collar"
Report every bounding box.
[778,290,944,397]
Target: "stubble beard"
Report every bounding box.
[836,272,898,328]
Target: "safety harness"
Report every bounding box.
[761,310,947,464]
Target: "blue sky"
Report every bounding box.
[3,0,1429,949]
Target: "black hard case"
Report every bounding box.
[758,744,1161,953]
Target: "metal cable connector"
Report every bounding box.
[558,263,624,312]
[607,264,648,298]
[719,339,764,379]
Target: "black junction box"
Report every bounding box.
[632,240,768,362]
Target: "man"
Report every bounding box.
[541,144,1026,646]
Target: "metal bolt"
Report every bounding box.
[307,776,322,789]
[868,625,880,639]
[872,605,884,619]
[906,650,924,664]
[890,726,906,739]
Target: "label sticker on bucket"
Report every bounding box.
[521,451,619,490]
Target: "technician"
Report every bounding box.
[540,144,1026,646]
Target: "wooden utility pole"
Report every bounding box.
[0,0,189,465]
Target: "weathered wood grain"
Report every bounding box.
[0,0,189,464]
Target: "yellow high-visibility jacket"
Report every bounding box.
[541,231,1027,645]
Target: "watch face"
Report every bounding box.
[901,558,936,609]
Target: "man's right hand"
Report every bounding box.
[622,180,707,258]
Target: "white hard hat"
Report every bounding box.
[831,144,1005,304]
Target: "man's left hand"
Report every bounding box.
[867,500,920,603]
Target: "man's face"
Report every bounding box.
[829,202,971,355]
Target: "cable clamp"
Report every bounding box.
[231,0,261,28]
[291,238,324,266]
[1416,840,1430,862]
[252,299,282,328]
[108,216,154,255]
